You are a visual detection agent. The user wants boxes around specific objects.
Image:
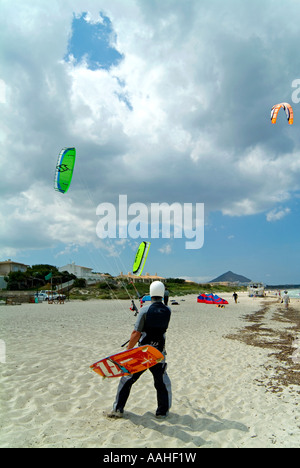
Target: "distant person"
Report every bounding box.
[233,292,238,304]
[281,291,290,309]
[164,289,169,306]
[130,300,139,316]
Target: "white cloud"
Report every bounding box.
[159,244,172,255]
[266,208,291,222]
[0,183,96,254]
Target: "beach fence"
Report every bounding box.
[56,279,74,293]
[0,291,37,304]
[0,280,75,305]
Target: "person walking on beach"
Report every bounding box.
[281,291,290,309]
[164,288,169,306]
[130,299,139,316]
[106,281,172,420]
[233,292,238,304]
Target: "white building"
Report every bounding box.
[58,262,106,284]
[59,262,93,278]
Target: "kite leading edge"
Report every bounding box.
[271,102,294,125]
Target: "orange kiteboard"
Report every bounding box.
[90,345,164,378]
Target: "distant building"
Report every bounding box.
[119,272,165,284]
[0,260,29,275]
[209,281,239,287]
[58,262,108,284]
[0,260,29,290]
[59,262,93,278]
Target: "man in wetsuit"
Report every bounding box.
[107,281,172,419]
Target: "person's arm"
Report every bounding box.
[126,330,141,349]
[126,306,147,349]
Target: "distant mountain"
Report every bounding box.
[210,271,251,284]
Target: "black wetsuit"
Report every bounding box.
[113,301,172,416]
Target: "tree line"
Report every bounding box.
[4,264,78,291]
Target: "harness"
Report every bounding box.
[139,302,171,352]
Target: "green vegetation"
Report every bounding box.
[163,280,246,297]
[68,278,246,301]
[3,264,246,299]
[4,265,75,291]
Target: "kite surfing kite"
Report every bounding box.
[197,293,228,305]
[132,241,151,276]
[141,295,151,304]
[271,102,294,125]
[54,147,76,194]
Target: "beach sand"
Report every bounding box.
[0,292,299,448]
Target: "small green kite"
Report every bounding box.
[133,241,151,276]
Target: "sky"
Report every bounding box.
[1,0,300,285]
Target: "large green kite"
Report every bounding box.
[54,147,76,194]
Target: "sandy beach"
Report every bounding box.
[0,292,299,449]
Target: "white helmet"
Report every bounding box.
[150,281,165,298]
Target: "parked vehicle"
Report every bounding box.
[34,292,48,301]
[248,282,265,297]
[34,291,66,301]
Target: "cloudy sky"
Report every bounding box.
[1,0,300,284]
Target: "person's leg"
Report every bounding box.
[112,369,146,413]
[150,362,172,417]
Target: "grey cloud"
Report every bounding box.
[1,0,300,255]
